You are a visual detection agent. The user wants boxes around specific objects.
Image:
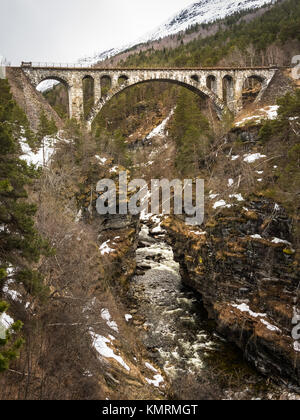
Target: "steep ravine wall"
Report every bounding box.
[6,67,64,131]
[162,198,300,387]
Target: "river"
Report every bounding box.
[127,219,298,400]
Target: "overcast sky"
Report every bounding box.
[0,0,193,65]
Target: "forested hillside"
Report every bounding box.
[116,0,300,67]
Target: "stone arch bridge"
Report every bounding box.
[20,65,278,129]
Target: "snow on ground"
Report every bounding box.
[20,136,57,167]
[229,193,244,202]
[231,155,240,161]
[243,153,266,163]
[125,314,133,322]
[90,332,130,371]
[109,166,119,173]
[213,200,231,209]
[0,312,14,338]
[232,303,282,334]
[95,156,108,164]
[250,235,293,250]
[3,280,22,303]
[190,230,207,236]
[232,303,266,318]
[228,179,234,187]
[235,106,279,128]
[99,240,115,255]
[261,319,281,333]
[101,309,119,333]
[145,362,158,373]
[271,237,291,246]
[145,109,175,140]
[251,234,263,239]
[145,374,164,388]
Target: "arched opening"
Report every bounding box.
[100,75,112,97]
[222,75,234,107]
[89,78,223,132]
[206,75,217,94]
[91,81,216,178]
[83,75,95,119]
[242,75,264,107]
[91,79,219,132]
[36,77,70,119]
[118,75,129,86]
[191,75,199,83]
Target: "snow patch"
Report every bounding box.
[243,153,266,163]
[20,136,57,167]
[145,374,164,388]
[251,234,263,239]
[0,312,14,338]
[99,240,115,255]
[271,237,291,246]
[90,332,130,371]
[260,319,281,333]
[232,303,266,318]
[231,155,240,161]
[101,309,119,333]
[229,193,244,202]
[213,200,231,209]
[145,362,158,373]
[145,109,174,140]
[95,156,108,164]
[190,230,207,236]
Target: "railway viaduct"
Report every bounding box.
[19,64,278,129]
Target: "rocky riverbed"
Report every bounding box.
[126,219,299,400]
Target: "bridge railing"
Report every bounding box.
[22,62,92,68]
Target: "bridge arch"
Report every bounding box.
[242,74,265,107]
[35,74,70,90]
[191,74,199,83]
[222,75,234,107]
[87,77,225,129]
[206,75,217,94]
[82,75,95,118]
[100,75,112,97]
[35,75,71,119]
[118,75,129,85]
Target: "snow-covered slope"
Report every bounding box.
[81,0,275,65]
[145,0,275,40]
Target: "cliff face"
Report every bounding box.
[162,175,300,388]
[6,67,64,131]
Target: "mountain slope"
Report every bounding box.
[80,0,276,65]
[142,0,275,41]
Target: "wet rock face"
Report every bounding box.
[162,197,300,387]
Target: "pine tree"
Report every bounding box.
[170,90,211,175]
[0,299,24,373]
[0,79,50,371]
[37,110,57,144]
